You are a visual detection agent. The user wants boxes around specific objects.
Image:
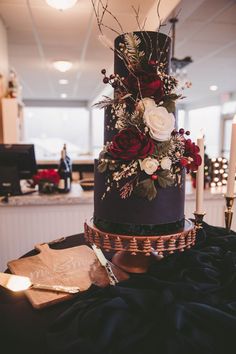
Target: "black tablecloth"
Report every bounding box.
[1,223,236,354]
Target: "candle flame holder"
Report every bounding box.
[193,212,206,229]
[224,196,235,232]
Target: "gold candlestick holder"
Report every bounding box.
[225,196,235,232]
[193,212,206,229]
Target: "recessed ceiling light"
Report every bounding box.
[209,85,218,91]
[46,0,77,10]
[59,79,69,85]
[61,93,67,99]
[53,61,72,72]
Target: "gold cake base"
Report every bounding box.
[84,219,196,273]
[111,251,161,273]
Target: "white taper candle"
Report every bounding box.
[196,133,204,214]
[226,115,236,197]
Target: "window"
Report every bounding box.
[221,101,236,159]
[24,107,89,160]
[188,106,221,158]
[222,114,236,159]
[177,109,185,130]
[222,101,236,115]
[92,108,104,156]
[223,118,233,159]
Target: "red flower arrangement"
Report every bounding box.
[181,139,202,172]
[33,169,60,186]
[108,128,154,160]
[124,71,164,103]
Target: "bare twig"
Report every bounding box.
[99,0,124,34]
[91,0,121,36]
[131,4,152,61]
[91,0,103,34]
[99,1,109,33]
[132,5,142,31]
[101,24,120,36]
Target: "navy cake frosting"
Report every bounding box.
[94,160,185,235]
[93,31,201,236]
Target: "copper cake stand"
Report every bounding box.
[84,219,196,273]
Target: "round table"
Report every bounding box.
[1,224,236,354]
[0,234,87,354]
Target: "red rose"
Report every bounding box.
[124,71,164,103]
[184,139,202,172]
[109,128,154,160]
[33,169,60,186]
[180,157,188,167]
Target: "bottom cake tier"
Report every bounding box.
[94,160,186,236]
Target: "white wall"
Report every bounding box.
[0,16,9,94]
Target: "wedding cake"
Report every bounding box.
[93,31,201,236]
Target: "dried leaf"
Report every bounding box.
[161,94,181,113]
[93,97,113,109]
[121,93,132,100]
[157,170,174,188]
[161,99,175,113]
[97,161,108,173]
[124,33,144,64]
[166,93,180,100]
[134,178,157,201]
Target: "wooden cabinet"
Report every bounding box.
[0,98,24,143]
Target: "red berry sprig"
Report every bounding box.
[177,128,191,136]
[151,174,158,181]
[101,69,123,89]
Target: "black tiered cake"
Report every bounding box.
[93,31,201,236]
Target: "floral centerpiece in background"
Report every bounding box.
[33,169,60,194]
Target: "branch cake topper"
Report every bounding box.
[92,0,201,201]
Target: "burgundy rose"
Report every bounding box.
[33,169,60,186]
[108,128,154,160]
[182,139,202,172]
[124,71,164,103]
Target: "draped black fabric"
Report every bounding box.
[47,223,236,354]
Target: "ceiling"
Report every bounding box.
[171,0,236,107]
[0,0,236,107]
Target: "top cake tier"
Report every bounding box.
[104,31,171,145]
[114,31,171,78]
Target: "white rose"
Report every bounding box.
[139,97,156,110]
[161,157,172,170]
[144,106,175,142]
[140,157,159,175]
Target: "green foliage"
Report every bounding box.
[98,158,118,173]
[153,141,171,158]
[162,100,175,113]
[161,94,181,113]
[157,170,174,188]
[108,162,117,171]
[134,178,157,201]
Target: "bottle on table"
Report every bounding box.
[63,143,72,181]
[57,149,71,193]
